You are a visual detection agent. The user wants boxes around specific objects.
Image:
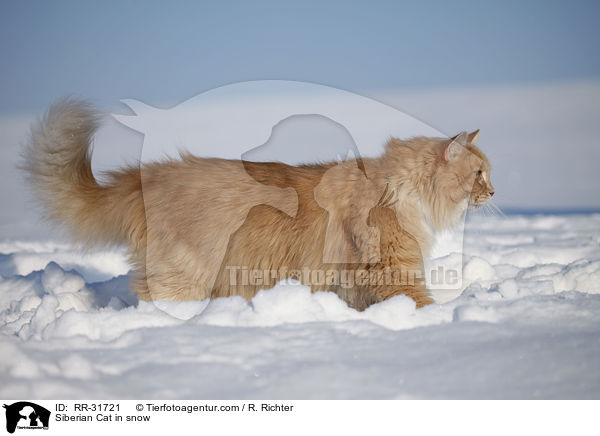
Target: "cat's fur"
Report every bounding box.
[22,99,494,310]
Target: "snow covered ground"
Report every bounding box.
[1,212,599,399]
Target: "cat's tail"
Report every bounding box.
[21,98,146,248]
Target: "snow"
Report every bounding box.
[1,213,599,399]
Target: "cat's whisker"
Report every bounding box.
[480,203,490,216]
[468,203,485,217]
[488,201,506,218]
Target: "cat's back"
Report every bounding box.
[139,155,327,240]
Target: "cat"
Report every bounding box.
[22,98,494,310]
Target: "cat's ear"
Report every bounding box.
[443,131,467,162]
[468,129,480,145]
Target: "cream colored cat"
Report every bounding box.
[22,99,494,310]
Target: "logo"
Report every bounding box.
[112,80,473,316]
[3,402,50,433]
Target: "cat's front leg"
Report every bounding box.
[362,199,434,308]
[362,263,434,308]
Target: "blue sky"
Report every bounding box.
[1,0,599,114]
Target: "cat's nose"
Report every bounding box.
[489,190,495,197]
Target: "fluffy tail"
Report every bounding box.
[21,98,146,248]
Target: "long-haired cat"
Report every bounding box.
[22,99,494,310]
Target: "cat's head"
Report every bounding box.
[383,130,495,230]
[384,129,494,230]
[437,130,495,212]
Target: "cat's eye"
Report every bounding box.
[474,170,482,177]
